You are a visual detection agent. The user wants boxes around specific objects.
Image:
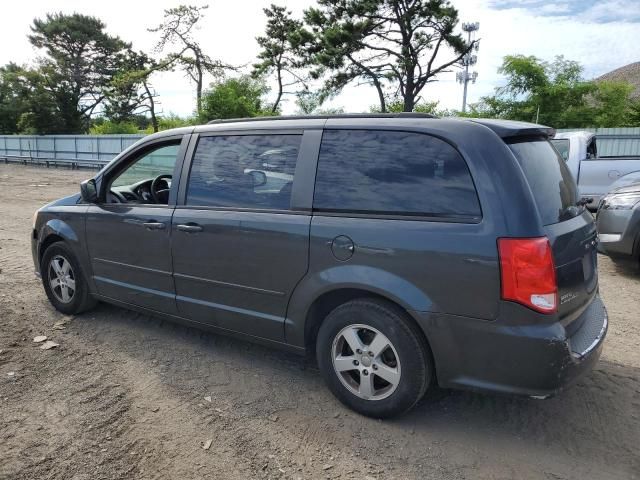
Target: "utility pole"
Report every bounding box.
[456,22,480,113]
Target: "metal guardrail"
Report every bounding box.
[1,154,107,169]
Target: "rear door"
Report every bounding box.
[170,130,316,342]
[508,139,598,330]
[308,128,498,321]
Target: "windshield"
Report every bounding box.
[509,139,580,225]
[550,139,570,161]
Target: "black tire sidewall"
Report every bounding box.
[316,299,431,418]
[41,242,90,315]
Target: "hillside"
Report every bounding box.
[597,62,640,98]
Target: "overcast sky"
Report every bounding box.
[1,0,639,116]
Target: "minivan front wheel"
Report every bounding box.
[41,242,96,315]
[317,299,431,418]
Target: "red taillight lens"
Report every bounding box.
[498,237,557,314]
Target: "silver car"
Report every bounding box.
[597,179,640,266]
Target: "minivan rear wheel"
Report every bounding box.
[316,299,431,418]
[41,242,96,315]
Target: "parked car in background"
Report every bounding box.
[597,179,640,266]
[32,114,607,418]
[552,131,640,210]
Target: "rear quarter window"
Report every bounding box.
[508,139,579,225]
[313,129,481,220]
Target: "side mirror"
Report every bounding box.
[80,179,98,203]
[248,170,267,187]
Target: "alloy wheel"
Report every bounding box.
[48,255,76,304]
[331,324,401,401]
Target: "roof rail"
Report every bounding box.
[206,112,438,125]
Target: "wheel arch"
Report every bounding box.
[286,265,436,346]
[38,219,80,265]
[298,287,436,382]
[37,218,96,294]
[38,233,65,266]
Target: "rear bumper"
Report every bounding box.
[413,295,608,398]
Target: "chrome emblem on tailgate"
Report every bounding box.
[561,292,578,305]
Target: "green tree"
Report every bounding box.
[16,70,61,134]
[303,0,474,112]
[295,90,345,114]
[89,119,140,134]
[253,4,307,113]
[104,50,162,132]
[200,76,273,121]
[29,12,129,133]
[295,90,321,114]
[474,55,637,128]
[590,81,634,127]
[370,97,441,114]
[0,65,61,134]
[628,100,640,127]
[149,5,234,116]
[153,113,198,132]
[0,64,30,134]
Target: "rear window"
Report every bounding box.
[313,130,481,219]
[509,139,579,225]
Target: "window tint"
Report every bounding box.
[508,139,579,225]
[313,130,481,218]
[187,135,301,209]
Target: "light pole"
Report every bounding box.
[456,22,480,113]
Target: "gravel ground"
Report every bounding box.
[0,164,639,480]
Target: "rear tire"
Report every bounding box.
[316,298,431,418]
[41,241,96,315]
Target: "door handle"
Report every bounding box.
[143,221,166,230]
[176,223,203,233]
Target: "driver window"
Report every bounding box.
[109,143,180,204]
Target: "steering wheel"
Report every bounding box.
[151,174,172,204]
[109,190,127,203]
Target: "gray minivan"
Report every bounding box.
[32,114,607,418]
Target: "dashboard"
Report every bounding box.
[110,178,170,204]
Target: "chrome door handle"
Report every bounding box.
[143,221,166,230]
[176,223,203,233]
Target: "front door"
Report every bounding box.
[171,132,312,342]
[86,137,187,313]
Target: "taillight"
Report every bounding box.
[498,237,557,314]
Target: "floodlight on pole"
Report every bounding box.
[457,22,480,113]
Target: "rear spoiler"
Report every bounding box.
[469,119,555,139]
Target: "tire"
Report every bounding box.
[41,241,96,315]
[316,298,432,418]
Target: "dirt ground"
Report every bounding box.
[0,164,638,480]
